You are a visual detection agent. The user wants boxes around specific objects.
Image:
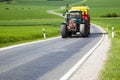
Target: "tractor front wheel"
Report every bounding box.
[61,24,68,38]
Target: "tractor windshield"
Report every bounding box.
[69,11,82,18]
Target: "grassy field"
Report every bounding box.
[56,0,120,18]
[0,25,60,47]
[0,4,61,20]
[0,0,82,20]
[0,0,83,47]
[0,19,63,26]
[85,0,120,18]
[0,18,63,47]
[92,19,120,38]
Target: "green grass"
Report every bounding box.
[0,10,63,47]
[0,5,61,20]
[0,25,60,47]
[56,0,120,19]
[0,0,82,20]
[91,19,120,38]
[100,38,120,80]
[90,19,120,80]
[85,0,120,18]
[0,19,63,26]
[15,0,82,6]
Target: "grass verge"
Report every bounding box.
[0,25,61,47]
[100,38,120,80]
[91,19,120,80]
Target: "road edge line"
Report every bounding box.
[59,24,105,80]
[0,37,60,51]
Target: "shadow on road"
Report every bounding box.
[67,32,107,38]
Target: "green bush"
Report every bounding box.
[111,13,118,17]
[5,7,9,10]
[100,13,119,17]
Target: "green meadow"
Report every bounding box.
[0,5,60,20]
[85,0,120,18]
[0,25,60,47]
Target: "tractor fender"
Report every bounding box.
[61,23,67,26]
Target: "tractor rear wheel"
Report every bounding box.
[80,24,88,37]
[61,24,68,38]
[68,31,72,37]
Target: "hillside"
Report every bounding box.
[0,0,83,20]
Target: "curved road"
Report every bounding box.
[0,25,103,80]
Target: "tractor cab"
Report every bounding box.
[66,10,83,31]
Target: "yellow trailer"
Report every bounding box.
[70,6,90,15]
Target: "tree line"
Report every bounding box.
[0,0,12,2]
[0,0,12,4]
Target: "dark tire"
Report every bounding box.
[68,32,72,37]
[61,24,68,38]
[88,25,90,35]
[80,24,88,37]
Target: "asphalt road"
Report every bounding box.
[0,25,103,80]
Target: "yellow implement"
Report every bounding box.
[70,6,90,15]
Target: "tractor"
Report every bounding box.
[61,6,90,38]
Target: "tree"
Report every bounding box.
[5,0,12,4]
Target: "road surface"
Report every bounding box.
[0,25,103,80]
